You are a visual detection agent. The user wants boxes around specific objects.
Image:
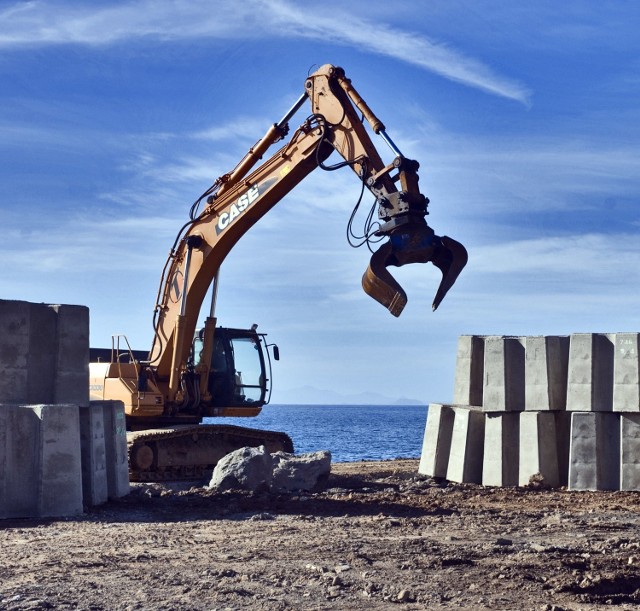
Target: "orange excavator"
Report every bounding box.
[89,64,467,481]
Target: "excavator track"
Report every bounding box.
[127,424,294,482]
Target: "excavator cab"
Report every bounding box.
[193,327,276,413]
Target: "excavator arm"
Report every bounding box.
[146,64,467,408]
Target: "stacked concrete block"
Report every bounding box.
[519,411,561,488]
[102,400,130,499]
[446,407,485,484]
[0,404,83,518]
[419,404,454,478]
[613,333,640,412]
[566,333,614,412]
[483,336,525,411]
[569,412,619,490]
[420,332,640,490]
[0,301,89,405]
[0,299,129,519]
[525,336,569,411]
[483,412,519,486]
[620,414,640,490]
[453,335,484,406]
[79,401,130,504]
[80,403,109,507]
[50,304,90,406]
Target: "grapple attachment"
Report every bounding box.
[362,220,468,317]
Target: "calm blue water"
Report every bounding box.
[203,404,428,463]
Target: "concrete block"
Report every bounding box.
[38,404,84,517]
[0,404,83,519]
[620,414,640,490]
[453,336,484,406]
[482,412,519,486]
[446,407,485,484]
[418,404,455,478]
[49,304,90,406]
[0,301,54,404]
[519,412,561,487]
[0,300,89,407]
[525,336,569,410]
[613,333,640,412]
[27,303,57,403]
[483,336,525,411]
[0,405,41,518]
[566,333,614,411]
[102,401,130,499]
[569,412,619,490]
[80,404,108,507]
[554,411,572,487]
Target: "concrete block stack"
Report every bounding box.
[0,299,129,519]
[419,332,640,490]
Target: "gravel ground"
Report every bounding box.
[2,459,640,610]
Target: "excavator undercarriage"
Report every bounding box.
[127,425,293,482]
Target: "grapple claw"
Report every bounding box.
[362,222,467,316]
[363,242,407,317]
[430,235,468,311]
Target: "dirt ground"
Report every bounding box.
[2,460,640,611]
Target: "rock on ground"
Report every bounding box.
[208,445,331,493]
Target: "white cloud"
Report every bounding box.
[471,233,640,278]
[0,0,530,104]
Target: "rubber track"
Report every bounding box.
[128,424,294,482]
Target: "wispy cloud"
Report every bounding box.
[0,0,530,104]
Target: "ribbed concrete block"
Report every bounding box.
[621,414,640,490]
[50,304,90,406]
[418,404,455,478]
[102,401,130,499]
[569,412,619,490]
[453,336,484,406]
[567,333,614,411]
[525,336,569,410]
[0,404,83,519]
[80,404,108,507]
[519,412,561,487]
[446,407,485,484]
[613,333,640,412]
[482,412,519,486]
[483,336,525,411]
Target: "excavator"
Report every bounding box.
[89,64,468,481]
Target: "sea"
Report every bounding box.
[203,403,428,463]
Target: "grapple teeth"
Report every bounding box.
[362,227,467,316]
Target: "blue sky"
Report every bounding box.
[1,1,639,404]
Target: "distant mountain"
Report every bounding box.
[271,385,423,406]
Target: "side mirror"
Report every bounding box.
[272,345,280,361]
